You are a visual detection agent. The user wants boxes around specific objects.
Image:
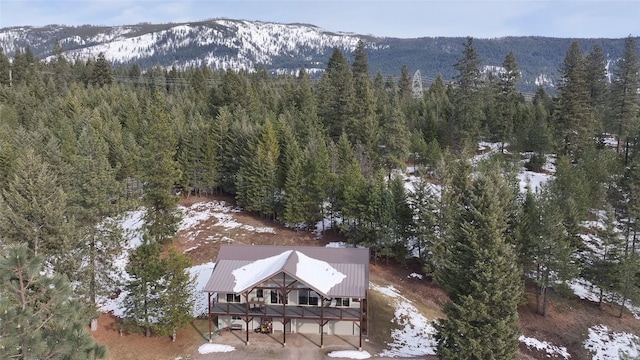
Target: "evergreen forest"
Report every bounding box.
[0,36,639,359]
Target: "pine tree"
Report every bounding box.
[582,204,625,307]
[398,65,413,102]
[317,47,356,141]
[301,129,331,226]
[451,37,484,149]
[585,45,608,129]
[533,188,579,316]
[154,248,196,341]
[494,51,521,152]
[333,133,366,235]
[68,120,125,322]
[0,243,107,359]
[0,46,10,86]
[615,251,640,318]
[139,90,181,245]
[177,120,218,196]
[89,52,113,87]
[424,74,451,145]
[379,106,410,176]
[435,165,523,359]
[0,148,75,275]
[351,42,379,153]
[554,41,594,159]
[282,152,308,228]
[352,40,369,78]
[236,118,280,219]
[409,176,439,265]
[610,36,640,160]
[389,174,413,261]
[123,240,165,337]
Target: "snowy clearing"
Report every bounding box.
[584,325,640,359]
[370,284,437,357]
[178,200,275,243]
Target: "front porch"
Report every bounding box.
[209,302,362,321]
[206,293,367,349]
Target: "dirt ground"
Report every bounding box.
[92,195,639,360]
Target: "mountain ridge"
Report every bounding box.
[1,18,637,92]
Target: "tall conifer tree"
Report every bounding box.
[610,36,640,160]
[451,37,484,149]
[554,41,594,159]
[435,164,522,359]
[0,244,107,359]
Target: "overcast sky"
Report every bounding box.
[1,0,638,38]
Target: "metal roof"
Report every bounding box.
[202,244,369,298]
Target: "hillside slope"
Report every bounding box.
[1,19,637,92]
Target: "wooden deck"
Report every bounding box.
[210,302,361,321]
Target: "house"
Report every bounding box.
[202,244,370,349]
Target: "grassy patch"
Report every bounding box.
[367,289,399,347]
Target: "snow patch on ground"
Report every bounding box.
[518,170,552,193]
[178,201,275,240]
[97,209,145,317]
[519,335,570,359]
[568,278,640,319]
[327,350,372,359]
[189,262,216,317]
[408,273,423,280]
[584,325,640,359]
[370,284,437,357]
[197,343,235,354]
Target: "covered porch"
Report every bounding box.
[206,292,368,349]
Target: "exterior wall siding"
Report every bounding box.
[217,315,360,336]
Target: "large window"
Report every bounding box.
[270,290,287,304]
[298,290,319,306]
[226,293,241,303]
[334,297,350,307]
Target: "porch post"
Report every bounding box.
[320,297,325,349]
[207,292,212,343]
[359,296,363,350]
[282,273,286,346]
[244,292,250,345]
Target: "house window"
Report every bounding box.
[256,289,264,298]
[270,290,287,304]
[335,298,350,307]
[298,290,319,306]
[226,293,241,303]
[232,316,242,320]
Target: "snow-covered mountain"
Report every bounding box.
[0,18,636,93]
[0,19,367,74]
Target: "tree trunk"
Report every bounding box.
[172,328,176,342]
[542,286,548,317]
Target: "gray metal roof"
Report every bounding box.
[202,245,369,298]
